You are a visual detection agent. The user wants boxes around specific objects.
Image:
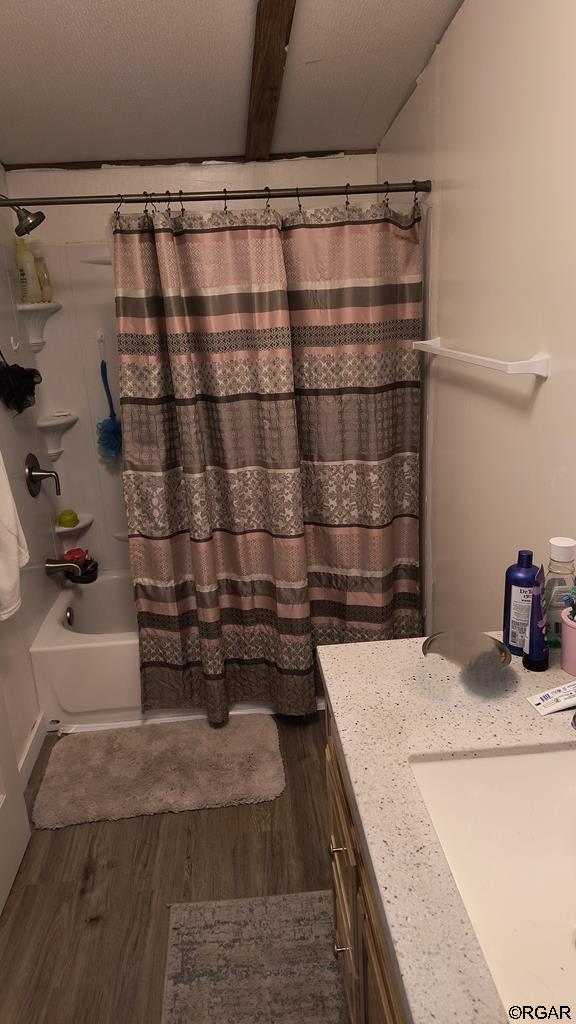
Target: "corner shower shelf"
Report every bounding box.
[414,338,550,379]
[55,514,94,535]
[17,302,62,352]
[37,411,78,461]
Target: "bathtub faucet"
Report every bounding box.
[45,559,83,579]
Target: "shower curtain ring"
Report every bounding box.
[264,186,271,211]
[223,188,228,213]
[345,183,350,209]
[179,190,185,215]
[296,186,302,213]
[165,190,172,216]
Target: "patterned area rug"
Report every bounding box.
[33,715,285,829]
[161,891,347,1024]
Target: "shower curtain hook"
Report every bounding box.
[223,188,228,213]
[165,190,172,216]
[142,192,157,226]
[179,190,185,215]
[264,186,271,211]
[296,186,302,213]
[113,195,124,225]
[344,183,350,210]
[412,180,420,213]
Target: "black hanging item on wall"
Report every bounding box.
[0,349,42,414]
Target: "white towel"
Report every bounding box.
[0,448,29,620]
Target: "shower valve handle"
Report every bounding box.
[25,453,61,497]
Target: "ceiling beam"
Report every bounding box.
[245,0,297,161]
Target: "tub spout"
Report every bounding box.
[45,559,83,579]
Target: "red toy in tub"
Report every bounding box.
[62,548,98,583]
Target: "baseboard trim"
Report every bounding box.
[18,712,47,785]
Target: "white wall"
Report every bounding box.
[0,166,56,771]
[5,154,377,568]
[378,0,576,633]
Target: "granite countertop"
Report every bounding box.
[318,638,576,1024]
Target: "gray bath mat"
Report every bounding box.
[161,891,347,1024]
[32,715,285,829]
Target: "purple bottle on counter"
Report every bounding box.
[503,549,538,656]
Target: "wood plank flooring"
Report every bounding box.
[0,714,330,1024]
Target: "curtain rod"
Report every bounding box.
[0,180,431,209]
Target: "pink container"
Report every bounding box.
[560,608,576,674]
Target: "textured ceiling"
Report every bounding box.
[0,0,462,165]
[274,0,462,152]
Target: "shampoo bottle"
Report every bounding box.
[503,549,537,656]
[16,239,41,303]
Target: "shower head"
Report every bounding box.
[0,193,46,235]
[14,207,46,236]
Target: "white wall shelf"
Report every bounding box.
[54,514,94,535]
[17,302,62,352]
[414,338,550,379]
[37,411,78,461]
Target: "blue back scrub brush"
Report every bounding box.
[96,330,122,466]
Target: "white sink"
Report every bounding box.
[412,747,576,1010]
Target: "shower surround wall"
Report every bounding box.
[29,245,130,572]
[7,154,377,244]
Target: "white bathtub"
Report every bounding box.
[30,571,143,730]
[30,569,286,731]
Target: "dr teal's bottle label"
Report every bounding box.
[510,585,533,648]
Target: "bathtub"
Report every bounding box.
[30,571,143,730]
[30,569,285,731]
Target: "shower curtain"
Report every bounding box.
[114,202,422,724]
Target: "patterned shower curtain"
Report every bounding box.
[282,205,422,648]
[114,202,422,725]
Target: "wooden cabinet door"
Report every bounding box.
[333,865,359,1023]
[327,744,357,935]
[357,889,397,1024]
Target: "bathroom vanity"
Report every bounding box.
[319,638,576,1024]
